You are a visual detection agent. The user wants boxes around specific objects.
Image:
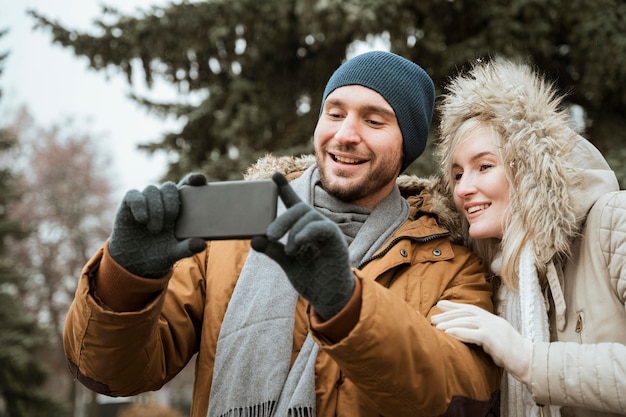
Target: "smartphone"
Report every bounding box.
[175,179,278,240]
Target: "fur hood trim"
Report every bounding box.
[245,154,464,243]
[437,57,618,271]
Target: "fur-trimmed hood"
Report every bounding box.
[244,154,464,243]
[437,57,619,273]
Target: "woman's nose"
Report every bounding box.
[454,174,477,198]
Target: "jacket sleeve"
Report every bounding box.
[311,244,501,417]
[63,244,207,396]
[531,342,626,412]
[531,191,626,413]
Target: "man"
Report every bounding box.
[64,51,500,417]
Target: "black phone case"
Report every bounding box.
[175,179,278,240]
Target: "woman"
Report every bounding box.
[431,57,626,417]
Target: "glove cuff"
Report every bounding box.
[310,277,362,341]
[310,275,356,321]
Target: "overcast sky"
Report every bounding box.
[0,0,183,198]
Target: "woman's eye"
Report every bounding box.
[479,164,494,171]
[453,172,463,181]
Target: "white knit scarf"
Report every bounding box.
[495,244,561,417]
[207,164,409,417]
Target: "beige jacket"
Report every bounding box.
[532,191,626,417]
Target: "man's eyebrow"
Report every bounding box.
[324,98,396,118]
[360,103,396,118]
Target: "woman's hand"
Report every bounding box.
[432,300,533,386]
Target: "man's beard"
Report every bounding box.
[316,154,401,204]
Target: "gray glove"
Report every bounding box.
[108,174,208,278]
[251,173,355,320]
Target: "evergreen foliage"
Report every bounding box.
[28,0,626,184]
[0,34,68,416]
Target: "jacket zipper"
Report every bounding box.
[357,232,451,269]
[575,312,583,333]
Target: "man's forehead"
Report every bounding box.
[324,85,395,115]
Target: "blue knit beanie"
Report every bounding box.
[320,51,435,172]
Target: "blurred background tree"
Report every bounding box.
[0,31,67,417]
[28,0,626,185]
[5,107,117,417]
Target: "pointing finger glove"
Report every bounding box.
[431,300,533,385]
[108,181,206,278]
[251,173,355,321]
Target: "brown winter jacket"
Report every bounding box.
[64,157,501,417]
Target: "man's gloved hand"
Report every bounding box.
[108,176,207,278]
[251,172,355,321]
[431,300,533,386]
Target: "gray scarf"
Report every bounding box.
[207,165,409,417]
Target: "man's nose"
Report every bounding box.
[333,114,361,144]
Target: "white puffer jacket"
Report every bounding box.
[531,139,626,417]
